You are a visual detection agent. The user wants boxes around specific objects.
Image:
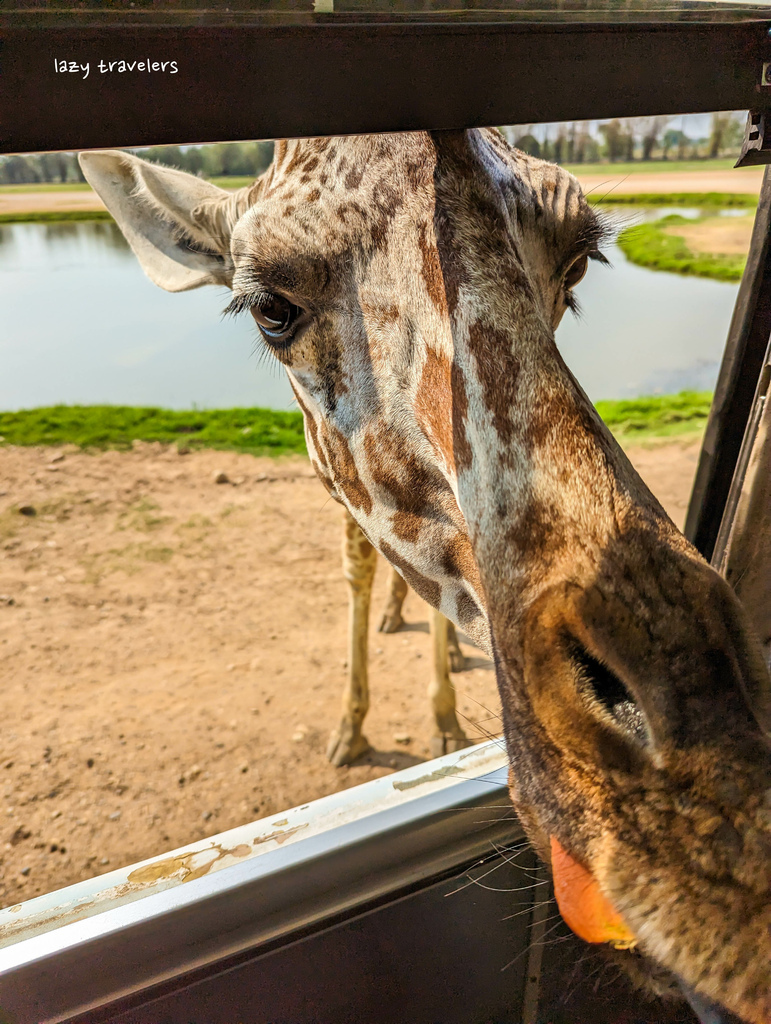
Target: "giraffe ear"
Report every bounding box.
[78,150,250,293]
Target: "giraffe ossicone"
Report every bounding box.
[80,130,771,1024]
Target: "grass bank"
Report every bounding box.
[0,406,307,457]
[617,215,746,282]
[594,391,712,441]
[589,192,757,208]
[563,158,742,176]
[0,210,113,224]
[0,396,710,455]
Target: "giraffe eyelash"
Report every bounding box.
[222,292,266,318]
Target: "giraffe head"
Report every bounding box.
[81,130,771,1023]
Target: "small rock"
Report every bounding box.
[291,730,306,743]
[256,473,268,482]
[201,810,213,821]
[108,811,121,821]
[186,764,202,782]
[239,762,249,773]
[226,663,236,672]
[250,707,260,716]
[51,809,61,819]
[0,595,15,606]
[394,733,412,745]
[49,452,65,463]
[20,866,30,876]
[213,471,230,485]
[10,826,31,846]
[100,857,110,866]
[18,506,36,517]
[45,465,59,473]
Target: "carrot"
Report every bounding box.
[550,835,636,947]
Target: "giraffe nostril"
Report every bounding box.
[565,636,648,744]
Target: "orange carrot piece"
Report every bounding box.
[550,835,636,946]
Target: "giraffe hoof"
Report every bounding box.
[377,610,404,634]
[448,648,466,673]
[430,734,473,759]
[327,729,371,767]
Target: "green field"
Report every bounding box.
[0,395,711,455]
[617,215,747,282]
[562,158,744,176]
[0,210,114,224]
[0,178,251,195]
[0,406,307,457]
[594,391,712,440]
[590,192,757,208]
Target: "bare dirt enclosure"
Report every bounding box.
[0,440,700,909]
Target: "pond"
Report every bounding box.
[0,214,742,410]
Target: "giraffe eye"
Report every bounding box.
[250,294,301,341]
[564,254,588,290]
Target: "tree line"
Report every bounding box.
[502,112,746,164]
[0,140,275,186]
[0,114,747,185]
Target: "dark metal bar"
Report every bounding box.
[2,21,771,154]
[685,165,771,558]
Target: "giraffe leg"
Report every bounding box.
[428,607,471,758]
[446,619,466,673]
[327,511,377,766]
[377,565,409,633]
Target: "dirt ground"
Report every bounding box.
[576,167,763,196]
[0,165,763,219]
[663,212,754,255]
[0,438,701,909]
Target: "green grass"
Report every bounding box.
[0,210,114,223]
[589,192,758,208]
[562,158,743,176]
[596,391,712,440]
[0,397,710,454]
[0,178,247,195]
[616,215,747,282]
[0,405,307,456]
[0,183,93,192]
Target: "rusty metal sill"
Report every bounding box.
[0,740,514,1024]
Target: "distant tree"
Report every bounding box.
[621,119,636,161]
[661,128,687,160]
[640,116,668,160]
[514,134,541,157]
[709,113,733,158]
[553,125,567,165]
[599,120,625,162]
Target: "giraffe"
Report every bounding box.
[79,131,771,1024]
[333,508,469,766]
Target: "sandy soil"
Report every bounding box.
[0,191,109,216]
[0,166,763,218]
[0,439,701,908]
[663,213,754,255]
[576,167,763,196]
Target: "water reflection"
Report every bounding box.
[0,220,295,412]
[42,219,131,252]
[0,215,742,409]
